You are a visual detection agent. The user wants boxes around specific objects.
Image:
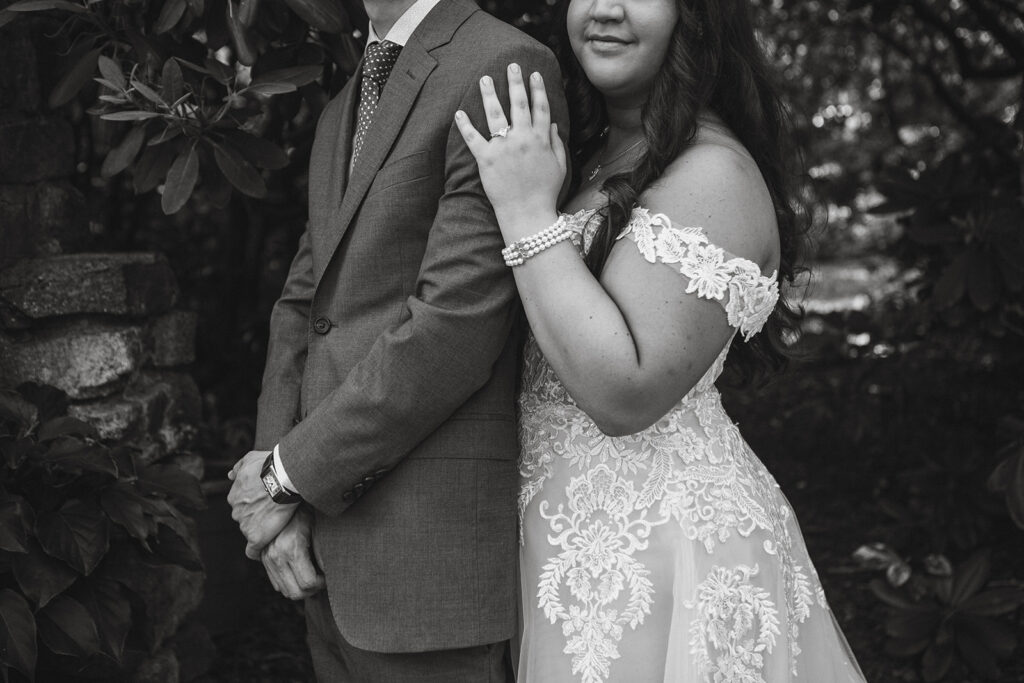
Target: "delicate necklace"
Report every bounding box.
[587,135,645,182]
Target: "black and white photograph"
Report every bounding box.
[1,0,1023,681]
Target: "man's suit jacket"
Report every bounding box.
[253,0,570,654]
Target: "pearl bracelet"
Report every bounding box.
[501,216,573,267]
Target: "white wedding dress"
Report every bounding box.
[516,207,866,683]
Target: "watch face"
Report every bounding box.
[262,472,282,497]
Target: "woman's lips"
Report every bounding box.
[585,35,632,53]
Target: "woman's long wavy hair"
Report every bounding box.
[556,0,807,381]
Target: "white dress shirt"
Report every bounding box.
[273,0,445,496]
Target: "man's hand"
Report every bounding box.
[227,450,299,559]
[262,507,325,600]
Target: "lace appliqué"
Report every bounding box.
[684,564,782,683]
[518,208,830,683]
[537,465,655,683]
[617,208,780,341]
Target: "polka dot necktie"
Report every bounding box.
[352,40,402,166]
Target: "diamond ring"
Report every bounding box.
[491,125,511,139]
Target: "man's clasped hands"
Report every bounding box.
[227,449,325,600]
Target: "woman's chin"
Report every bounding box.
[582,68,648,102]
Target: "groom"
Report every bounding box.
[226,0,569,678]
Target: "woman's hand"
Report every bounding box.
[455,63,567,241]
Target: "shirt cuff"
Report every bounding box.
[273,444,298,495]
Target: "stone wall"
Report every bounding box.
[0,255,204,472]
[0,12,209,683]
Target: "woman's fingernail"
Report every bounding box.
[532,72,541,82]
[455,110,465,120]
[509,63,520,74]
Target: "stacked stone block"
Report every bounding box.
[0,11,208,682]
[0,254,203,467]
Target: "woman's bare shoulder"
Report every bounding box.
[641,137,779,271]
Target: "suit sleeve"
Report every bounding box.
[277,43,570,515]
[254,227,313,451]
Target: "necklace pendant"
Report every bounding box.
[587,164,601,182]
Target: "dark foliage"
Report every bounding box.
[4,0,1024,680]
[0,384,204,682]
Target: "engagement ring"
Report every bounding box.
[491,125,510,138]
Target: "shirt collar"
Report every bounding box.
[365,0,444,47]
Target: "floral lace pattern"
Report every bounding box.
[684,564,781,683]
[538,464,655,683]
[518,208,837,683]
[616,208,780,341]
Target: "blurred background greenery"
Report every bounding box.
[1,0,1023,680]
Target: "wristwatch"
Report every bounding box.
[260,453,302,504]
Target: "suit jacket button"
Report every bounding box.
[313,317,332,335]
[342,491,354,502]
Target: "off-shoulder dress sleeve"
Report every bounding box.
[615,207,780,341]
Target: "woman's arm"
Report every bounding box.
[456,69,779,435]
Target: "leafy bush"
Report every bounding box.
[869,549,1024,682]
[853,402,1024,681]
[988,416,1024,529]
[0,384,205,681]
[0,0,366,214]
[870,150,1024,340]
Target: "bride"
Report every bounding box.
[454,0,867,681]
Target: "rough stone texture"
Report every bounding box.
[149,311,197,367]
[68,396,144,441]
[0,27,40,113]
[0,182,89,270]
[131,372,201,453]
[0,116,75,183]
[129,647,180,683]
[0,320,144,398]
[0,253,178,321]
[0,22,210,678]
[65,370,202,445]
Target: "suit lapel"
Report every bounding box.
[317,0,478,287]
[327,45,437,254]
[331,72,360,198]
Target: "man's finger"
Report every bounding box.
[264,553,301,600]
[507,63,530,130]
[274,560,304,600]
[263,555,284,595]
[292,551,326,593]
[478,75,509,137]
[242,523,272,551]
[305,574,326,595]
